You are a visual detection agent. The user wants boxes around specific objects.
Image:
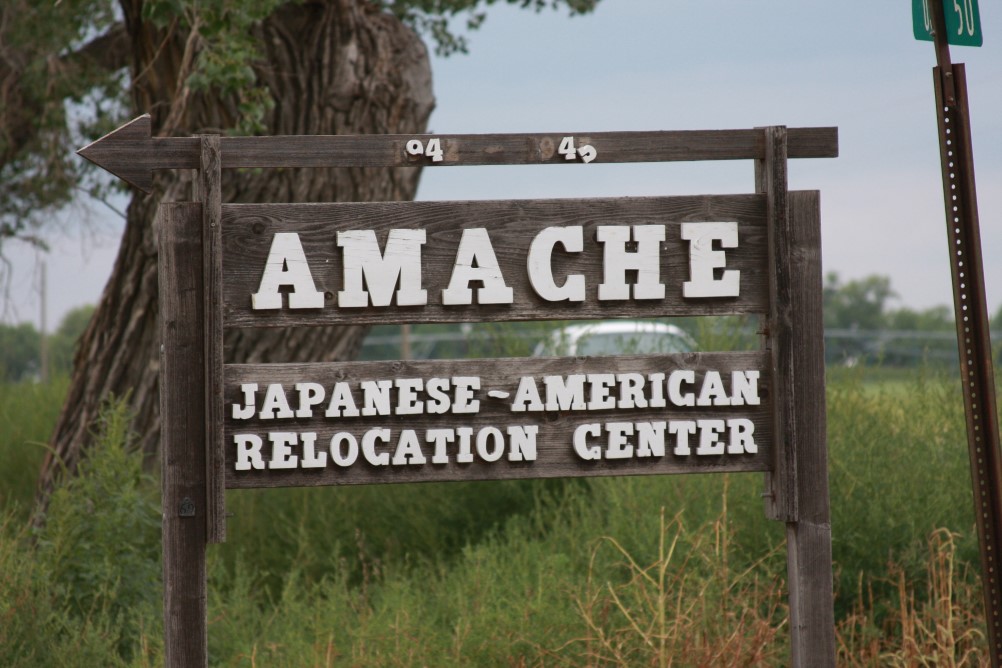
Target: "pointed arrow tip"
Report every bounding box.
[77,114,154,193]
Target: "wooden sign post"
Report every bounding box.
[82,120,838,666]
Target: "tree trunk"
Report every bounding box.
[36,0,434,508]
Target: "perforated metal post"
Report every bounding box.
[928,1,1002,663]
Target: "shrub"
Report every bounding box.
[33,397,162,664]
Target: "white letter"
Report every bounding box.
[259,384,294,420]
[325,382,359,418]
[337,230,427,307]
[597,225,666,300]
[527,227,585,302]
[452,377,480,414]
[329,433,359,466]
[511,377,544,412]
[476,427,505,462]
[268,432,299,469]
[667,370,695,407]
[588,374,616,411]
[361,428,391,466]
[604,422,634,459]
[648,372,667,408]
[441,228,514,305]
[300,432,327,468]
[251,233,325,310]
[636,422,666,458]
[361,380,392,416]
[425,378,452,414]
[392,430,427,465]
[696,419,726,456]
[682,222,739,298]
[328,434,360,464]
[234,434,264,470]
[395,378,424,415]
[544,375,587,411]
[295,382,326,418]
[573,424,602,460]
[427,429,455,464]
[455,427,475,463]
[617,373,648,410]
[232,383,257,420]
[669,421,696,456]
[727,418,757,454]
[507,426,538,461]
[731,370,761,406]
[697,371,730,407]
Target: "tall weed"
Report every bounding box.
[826,367,979,617]
[0,514,132,667]
[837,529,988,666]
[568,504,787,666]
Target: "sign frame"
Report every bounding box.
[82,120,841,665]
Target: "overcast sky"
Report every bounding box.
[3,0,1000,328]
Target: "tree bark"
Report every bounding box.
[36,0,434,508]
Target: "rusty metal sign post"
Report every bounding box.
[922,1,1002,664]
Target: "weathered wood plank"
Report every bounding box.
[198,136,226,544]
[221,194,770,328]
[760,128,797,523]
[784,190,835,666]
[221,128,838,168]
[222,351,772,489]
[79,118,837,193]
[158,202,208,668]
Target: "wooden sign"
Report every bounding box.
[222,195,770,327]
[224,353,773,489]
[80,119,838,667]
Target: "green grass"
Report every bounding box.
[0,377,68,522]
[0,365,994,665]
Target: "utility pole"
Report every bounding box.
[39,259,48,383]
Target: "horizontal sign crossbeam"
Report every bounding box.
[77,115,838,192]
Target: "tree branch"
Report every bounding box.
[1,22,130,166]
[62,22,130,74]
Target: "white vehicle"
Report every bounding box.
[533,321,696,357]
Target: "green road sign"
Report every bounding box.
[913,0,983,46]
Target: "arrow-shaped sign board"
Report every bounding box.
[78,115,197,192]
[78,115,838,192]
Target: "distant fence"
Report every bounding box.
[360,325,1002,368]
[824,328,1001,368]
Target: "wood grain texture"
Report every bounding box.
[222,351,772,489]
[157,202,208,668]
[79,121,838,194]
[76,115,201,192]
[220,128,838,168]
[784,190,835,666]
[199,136,226,544]
[759,128,797,523]
[221,194,770,328]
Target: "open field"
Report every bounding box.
[0,365,993,665]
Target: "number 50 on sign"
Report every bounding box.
[913,0,983,47]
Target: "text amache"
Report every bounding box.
[249,222,740,310]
